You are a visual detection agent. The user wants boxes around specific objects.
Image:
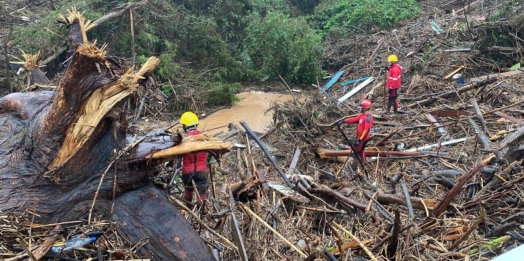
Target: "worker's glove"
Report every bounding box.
[384,65,390,70]
[387,89,392,94]
[353,140,361,147]
[337,120,345,126]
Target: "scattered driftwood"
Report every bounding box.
[407,76,497,108]
[5,1,524,261]
[363,191,438,211]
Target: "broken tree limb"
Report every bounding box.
[239,202,307,257]
[41,1,149,66]
[421,155,494,229]
[494,111,524,126]
[425,113,448,138]
[375,127,401,146]
[407,77,497,108]
[240,121,294,188]
[466,116,491,150]
[485,99,524,115]
[31,225,61,260]
[401,182,415,220]
[449,208,485,251]
[308,185,368,210]
[387,210,401,259]
[470,70,523,82]
[471,98,489,135]
[170,196,238,251]
[499,125,524,150]
[318,148,425,158]
[363,192,437,211]
[332,222,378,261]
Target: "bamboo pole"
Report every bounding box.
[332,222,378,261]
[239,203,307,257]
[171,196,238,251]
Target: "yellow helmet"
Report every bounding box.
[387,54,398,62]
[180,111,199,127]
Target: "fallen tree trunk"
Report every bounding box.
[0,9,215,260]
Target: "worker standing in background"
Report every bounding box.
[179,111,209,210]
[386,54,403,113]
[337,98,374,167]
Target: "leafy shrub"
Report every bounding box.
[313,0,420,34]
[204,82,240,106]
[244,11,324,84]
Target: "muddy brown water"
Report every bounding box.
[199,91,300,135]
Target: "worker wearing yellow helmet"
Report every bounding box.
[386,54,403,113]
[179,111,209,209]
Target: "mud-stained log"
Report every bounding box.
[0,8,216,260]
[113,186,215,260]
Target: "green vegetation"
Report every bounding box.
[245,11,324,83]
[11,0,422,111]
[312,0,420,36]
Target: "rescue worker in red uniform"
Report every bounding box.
[337,99,374,165]
[179,111,209,207]
[386,54,403,113]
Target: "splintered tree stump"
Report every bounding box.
[0,9,214,260]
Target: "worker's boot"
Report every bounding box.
[350,158,358,172]
[184,188,194,203]
[198,194,208,214]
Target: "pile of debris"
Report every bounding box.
[1,0,524,261]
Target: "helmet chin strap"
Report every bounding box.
[183,124,198,133]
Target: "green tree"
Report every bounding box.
[244,11,324,83]
[313,0,420,35]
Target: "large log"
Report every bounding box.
[0,9,214,260]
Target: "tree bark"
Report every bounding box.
[0,10,215,260]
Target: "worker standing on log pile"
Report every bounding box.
[179,111,209,211]
[386,54,403,113]
[337,99,374,169]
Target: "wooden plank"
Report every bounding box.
[256,170,269,190]
[494,111,524,126]
[267,181,310,203]
[443,66,464,80]
[321,70,344,93]
[425,113,448,137]
[286,148,301,176]
[337,77,374,103]
[429,109,469,117]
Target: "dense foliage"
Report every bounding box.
[11,0,420,110]
[312,0,420,36]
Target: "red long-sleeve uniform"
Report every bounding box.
[343,111,373,161]
[343,112,373,141]
[386,63,403,92]
[182,129,208,173]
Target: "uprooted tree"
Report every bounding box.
[0,9,230,260]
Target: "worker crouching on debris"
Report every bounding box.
[179,111,209,209]
[337,99,374,166]
[386,54,403,113]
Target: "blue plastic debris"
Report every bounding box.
[430,21,443,34]
[321,70,344,93]
[341,76,370,86]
